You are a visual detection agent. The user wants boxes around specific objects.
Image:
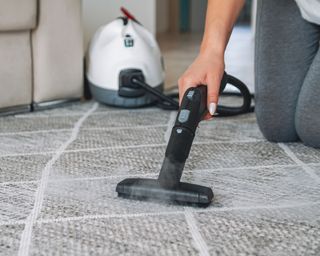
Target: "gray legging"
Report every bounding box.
[255,0,320,148]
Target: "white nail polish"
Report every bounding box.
[209,102,217,115]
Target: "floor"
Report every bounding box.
[0,27,320,255]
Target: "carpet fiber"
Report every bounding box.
[0,101,320,256]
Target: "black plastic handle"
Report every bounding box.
[164,84,208,166]
[174,85,207,132]
[173,71,228,132]
[158,85,208,187]
[158,76,227,188]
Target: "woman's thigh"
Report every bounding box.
[255,0,320,142]
[296,49,320,148]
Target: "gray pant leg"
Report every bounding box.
[296,49,320,148]
[255,0,320,142]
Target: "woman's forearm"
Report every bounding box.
[201,0,245,56]
[178,0,245,118]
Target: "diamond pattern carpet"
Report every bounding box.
[0,101,319,256]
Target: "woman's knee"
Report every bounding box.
[255,103,299,143]
[296,111,320,148]
[295,87,320,148]
[254,0,319,144]
[295,50,320,148]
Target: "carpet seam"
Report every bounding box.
[184,208,210,256]
[0,139,266,158]
[278,143,320,184]
[0,163,302,187]
[0,124,167,137]
[1,201,319,227]
[17,103,99,256]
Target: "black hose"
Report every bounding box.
[216,74,253,116]
[132,78,179,110]
[131,74,254,116]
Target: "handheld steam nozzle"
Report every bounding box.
[116,75,228,206]
[157,85,208,188]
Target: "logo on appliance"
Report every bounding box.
[124,34,134,47]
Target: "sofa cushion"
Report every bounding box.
[32,0,83,103]
[0,0,37,31]
[0,31,33,109]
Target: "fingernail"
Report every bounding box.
[209,102,217,115]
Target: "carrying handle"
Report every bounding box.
[217,74,252,116]
[120,7,142,25]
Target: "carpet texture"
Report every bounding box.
[0,101,319,256]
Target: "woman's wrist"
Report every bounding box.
[200,42,225,59]
[199,40,225,61]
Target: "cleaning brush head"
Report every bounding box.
[116,178,213,206]
[116,86,215,207]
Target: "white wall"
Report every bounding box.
[82,0,157,49]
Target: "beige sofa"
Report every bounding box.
[0,0,83,114]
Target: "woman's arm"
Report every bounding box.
[178,0,245,119]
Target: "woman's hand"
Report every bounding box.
[178,0,245,120]
[178,50,225,120]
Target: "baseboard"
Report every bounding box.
[32,98,81,111]
[0,98,82,116]
[0,105,31,117]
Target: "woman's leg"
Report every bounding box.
[296,48,320,148]
[255,0,320,142]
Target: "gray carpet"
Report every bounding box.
[0,101,319,256]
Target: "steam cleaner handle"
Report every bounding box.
[165,73,228,163]
[174,71,228,131]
